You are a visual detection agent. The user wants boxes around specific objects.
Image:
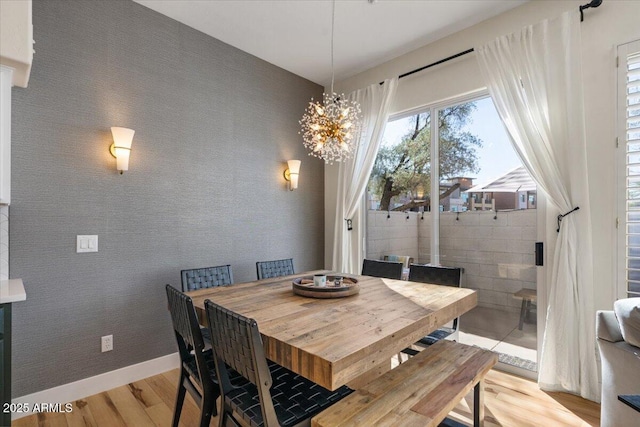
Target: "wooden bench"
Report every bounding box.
[312,340,498,427]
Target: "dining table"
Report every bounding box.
[187,270,477,391]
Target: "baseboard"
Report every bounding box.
[11,352,180,420]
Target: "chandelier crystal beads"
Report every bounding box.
[299,92,361,164]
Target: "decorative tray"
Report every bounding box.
[292,276,360,299]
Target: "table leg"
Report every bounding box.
[474,381,484,427]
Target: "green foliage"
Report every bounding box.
[369,103,482,211]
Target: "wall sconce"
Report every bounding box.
[109,127,135,174]
[283,160,301,191]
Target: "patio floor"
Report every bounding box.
[459,306,537,373]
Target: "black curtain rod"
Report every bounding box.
[379,48,474,85]
[380,1,602,85]
[399,48,475,80]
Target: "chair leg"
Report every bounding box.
[210,389,218,417]
[199,405,212,427]
[219,408,241,427]
[200,393,217,427]
[218,408,226,427]
[172,372,188,427]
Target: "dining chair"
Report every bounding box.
[165,285,227,427]
[401,264,463,357]
[256,258,294,280]
[181,264,234,292]
[204,299,353,427]
[361,258,403,280]
[180,264,234,344]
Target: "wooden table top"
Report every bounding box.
[187,270,477,390]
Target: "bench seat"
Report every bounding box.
[312,340,498,427]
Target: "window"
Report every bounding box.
[367,93,530,263]
[619,40,640,298]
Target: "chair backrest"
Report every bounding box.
[408,264,461,287]
[362,259,403,280]
[165,285,211,384]
[181,264,234,292]
[205,299,279,426]
[256,258,294,280]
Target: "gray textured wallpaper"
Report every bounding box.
[10,0,324,397]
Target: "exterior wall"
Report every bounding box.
[366,210,420,263]
[437,210,537,313]
[367,209,536,313]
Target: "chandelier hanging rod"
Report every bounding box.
[329,0,335,94]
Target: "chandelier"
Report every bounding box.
[299,0,361,164]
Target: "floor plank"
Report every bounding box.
[12,413,39,427]
[84,393,127,427]
[154,371,203,427]
[64,399,97,427]
[448,370,600,427]
[35,411,68,427]
[144,403,174,427]
[12,367,599,427]
[105,386,156,427]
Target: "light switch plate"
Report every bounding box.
[77,235,98,253]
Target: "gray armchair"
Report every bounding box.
[596,306,640,427]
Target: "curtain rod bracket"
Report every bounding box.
[579,0,603,22]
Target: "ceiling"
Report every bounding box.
[134,0,528,86]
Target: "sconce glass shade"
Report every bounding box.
[110,127,135,173]
[286,159,301,190]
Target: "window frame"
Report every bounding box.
[616,39,640,299]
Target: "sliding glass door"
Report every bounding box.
[367,92,541,375]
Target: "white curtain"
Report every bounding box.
[475,11,598,400]
[332,78,398,274]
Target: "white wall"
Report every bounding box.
[326,0,640,311]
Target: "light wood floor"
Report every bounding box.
[13,368,600,427]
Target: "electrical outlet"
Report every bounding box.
[101,335,113,352]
